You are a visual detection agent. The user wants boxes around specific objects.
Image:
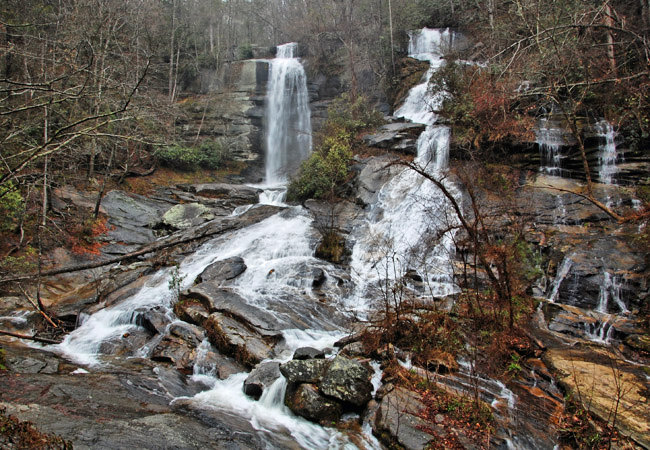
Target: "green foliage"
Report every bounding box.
[168,264,185,302]
[238,43,254,60]
[287,130,353,202]
[0,348,6,370]
[0,246,37,275]
[0,182,24,232]
[155,140,226,171]
[507,353,522,375]
[287,95,382,202]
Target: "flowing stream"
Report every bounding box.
[51,31,465,448]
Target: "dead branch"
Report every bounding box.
[0,219,242,285]
[0,330,61,344]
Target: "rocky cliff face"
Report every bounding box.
[176,60,269,181]
[175,49,348,183]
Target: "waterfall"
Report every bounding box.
[597,271,627,314]
[265,43,312,184]
[547,255,574,302]
[536,118,566,176]
[595,120,618,185]
[347,28,460,314]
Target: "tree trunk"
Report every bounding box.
[604,2,617,77]
[388,0,395,74]
[169,0,177,100]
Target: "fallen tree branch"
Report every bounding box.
[0,330,61,344]
[541,185,625,222]
[0,221,237,284]
[17,284,58,329]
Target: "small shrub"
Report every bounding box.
[198,140,226,169]
[286,130,353,202]
[0,246,37,275]
[155,141,227,172]
[287,94,382,202]
[0,182,24,232]
[168,264,185,302]
[238,43,254,60]
[155,145,202,171]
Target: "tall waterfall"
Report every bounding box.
[265,43,312,184]
[347,28,460,314]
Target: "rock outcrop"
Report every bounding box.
[279,355,374,425]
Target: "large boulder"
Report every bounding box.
[362,122,425,155]
[280,359,330,384]
[161,203,215,230]
[101,190,172,246]
[204,312,274,367]
[150,323,205,370]
[183,285,284,335]
[243,361,281,400]
[544,346,650,448]
[372,386,436,450]
[284,383,342,425]
[318,356,373,407]
[195,257,247,284]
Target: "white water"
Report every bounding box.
[347,28,459,315]
[265,43,312,184]
[597,271,628,314]
[547,255,574,302]
[585,318,614,345]
[47,29,471,450]
[536,118,570,176]
[595,120,618,185]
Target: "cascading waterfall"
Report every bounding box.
[265,43,312,184]
[597,271,627,314]
[547,255,574,303]
[595,120,619,185]
[536,118,566,176]
[347,28,460,314]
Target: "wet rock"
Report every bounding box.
[362,122,425,155]
[284,383,342,425]
[161,203,215,230]
[204,312,274,367]
[184,284,284,335]
[132,307,169,335]
[372,386,436,450]
[173,299,210,327]
[99,328,151,357]
[280,359,330,384]
[243,361,281,400]
[293,347,325,360]
[0,359,275,449]
[4,353,60,374]
[355,155,401,206]
[187,183,261,205]
[318,356,373,407]
[544,346,649,448]
[151,323,205,370]
[101,190,172,245]
[196,257,247,283]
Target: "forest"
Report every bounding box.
[0,0,649,449]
